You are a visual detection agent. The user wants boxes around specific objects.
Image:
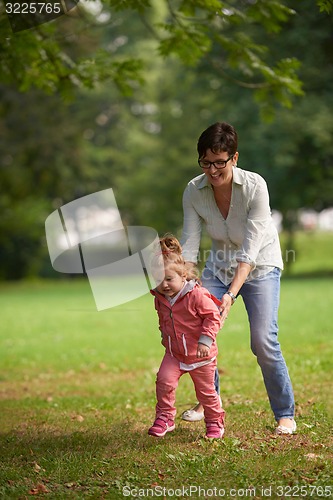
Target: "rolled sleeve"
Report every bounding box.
[180,185,202,263]
[195,289,221,341]
[236,178,272,267]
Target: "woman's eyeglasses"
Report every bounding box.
[198,154,234,170]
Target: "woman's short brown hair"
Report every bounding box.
[197,122,238,159]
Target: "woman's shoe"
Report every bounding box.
[181,403,204,422]
[181,396,222,422]
[275,419,297,435]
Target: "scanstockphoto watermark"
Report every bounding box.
[45,188,166,311]
[122,485,258,498]
[197,248,296,266]
[122,485,333,498]
[5,0,80,32]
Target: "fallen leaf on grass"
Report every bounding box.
[28,483,49,495]
[300,475,316,483]
[33,462,43,473]
[305,453,322,460]
[65,482,77,489]
[71,415,84,422]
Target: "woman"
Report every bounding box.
[180,121,296,434]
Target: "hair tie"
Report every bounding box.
[155,250,173,256]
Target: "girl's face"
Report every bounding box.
[156,268,186,298]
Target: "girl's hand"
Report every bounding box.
[220,293,233,326]
[197,343,210,358]
[219,262,250,327]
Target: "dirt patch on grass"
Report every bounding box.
[0,367,149,401]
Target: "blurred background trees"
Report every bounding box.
[0,0,332,279]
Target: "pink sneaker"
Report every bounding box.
[205,422,225,439]
[148,416,175,437]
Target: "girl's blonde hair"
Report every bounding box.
[152,234,199,281]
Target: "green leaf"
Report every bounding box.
[158,23,211,65]
[317,0,333,13]
[178,0,224,16]
[247,0,295,33]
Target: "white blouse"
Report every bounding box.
[180,167,283,285]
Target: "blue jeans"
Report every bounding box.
[201,266,295,421]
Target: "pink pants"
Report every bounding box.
[155,353,225,426]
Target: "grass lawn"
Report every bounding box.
[0,233,333,498]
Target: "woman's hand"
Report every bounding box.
[197,343,210,358]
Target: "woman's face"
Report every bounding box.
[200,149,238,187]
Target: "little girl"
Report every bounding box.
[148,235,225,439]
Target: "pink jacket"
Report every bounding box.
[151,281,222,364]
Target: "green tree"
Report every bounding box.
[0,0,304,110]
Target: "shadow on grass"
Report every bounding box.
[0,416,321,463]
[0,421,209,496]
[0,421,202,464]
